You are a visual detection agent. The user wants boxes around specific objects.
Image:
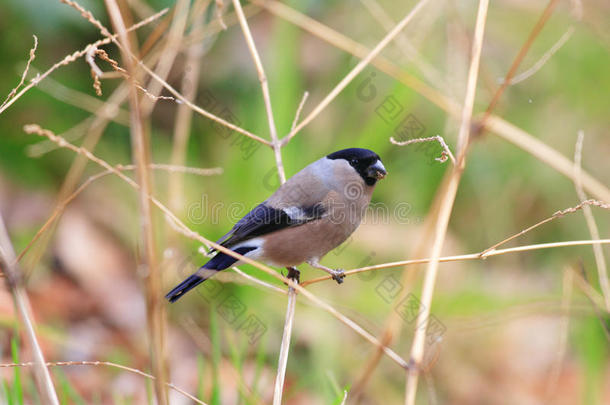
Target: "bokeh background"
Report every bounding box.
[1,0,609,404]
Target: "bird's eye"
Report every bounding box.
[349,159,358,166]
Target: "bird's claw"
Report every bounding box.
[331,269,345,284]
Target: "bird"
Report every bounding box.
[166,148,387,303]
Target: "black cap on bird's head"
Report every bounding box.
[327,148,387,186]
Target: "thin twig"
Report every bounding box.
[0,361,208,405]
[405,1,488,403]
[0,35,38,109]
[290,91,309,132]
[571,266,610,339]
[140,0,190,116]
[390,135,455,164]
[480,199,610,257]
[506,26,574,85]
[0,214,59,404]
[480,0,560,124]
[169,0,209,217]
[281,0,431,146]
[230,266,287,295]
[32,71,130,125]
[544,267,573,400]
[573,132,610,311]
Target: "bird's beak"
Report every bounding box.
[367,160,387,179]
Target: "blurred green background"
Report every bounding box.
[1,0,609,404]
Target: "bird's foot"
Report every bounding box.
[329,268,345,284]
[285,266,300,283]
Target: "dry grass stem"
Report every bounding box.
[0,361,208,405]
[24,123,409,370]
[273,283,297,405]
[233,0,285,182]
[290,91,309,133]
[571,267,610,316]
[282,0,431,146]
[544,268,573,400]
[485,115,610,202]
[169,0,209,216]
[0,214,59,404]
[91,47,176,102]
[231,3,298,396]
[480,199,610,257]
[102,0,168,402]
[405,1,488,403]
[230,267,288,295]
[507,26,574,85]
[390,135,455,164]
[1,35,38,109]
[33,72,130,125]
[573,132,610,311]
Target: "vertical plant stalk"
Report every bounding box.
[140,0,190,116]
[103,1,168,404]
[231,1,296,401]
[232,0,285,181]
[169,1,208,216]
[274,273,297,405]
[404,1,488,404]
[573,132,610,311]
[232,0,290,399]
[0,214,59,405]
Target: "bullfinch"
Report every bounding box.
[166,148,387,302]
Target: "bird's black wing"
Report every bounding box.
[211,202,325,251]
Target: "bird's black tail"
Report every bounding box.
[165,274,206,303]
[165,246,257,303]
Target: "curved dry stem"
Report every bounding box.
[390,135,455,164]
[233,0,284,181]
[573,133,610,311]
[0,214,59,405]
[0,361,208,405]
[480,199,610,258]
[1,35,38,109]
[102,0,168,401]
